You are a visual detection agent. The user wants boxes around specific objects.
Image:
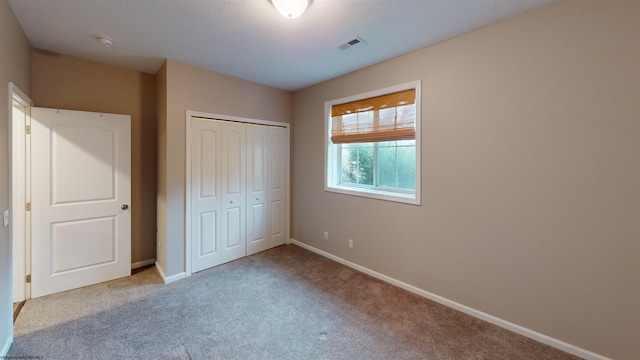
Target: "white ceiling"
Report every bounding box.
[8,0,556,91]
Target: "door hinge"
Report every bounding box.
[25,203,31,211]
[25,125,30,134]
[26,275,31,283]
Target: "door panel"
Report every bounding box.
[199,131,218,198]
[191,120,221,272]
[249,204,265,242]
[31,108,131,298]
[268,127,287,247]
[224,129,243,196]
[52,125,115,203]
[246,125,268,255]
[249,130,266,193]
[199,211,217,255]
[220,121,246,264]
[270,200,283,238]
[225,207,242,248]
[52,216,116,273]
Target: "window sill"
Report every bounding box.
[325,185,420,205]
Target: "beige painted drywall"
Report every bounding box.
[291,1,640,359]
[156,61,168,273]
[157,59,291,277]
[0,0,31,353]
[31,51,158,265]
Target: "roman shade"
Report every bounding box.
[331,89,416,144]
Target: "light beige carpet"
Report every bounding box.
[10,244,579,359]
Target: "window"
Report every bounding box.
[325,81,421,205]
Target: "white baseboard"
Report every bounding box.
[289,239,610,360]
[164,272,186,284]
[154,262,166,281]
[131,258,156,269]
[1,335,12,358]
[155,262,186,284]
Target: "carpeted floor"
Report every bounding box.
[9,244,580,359]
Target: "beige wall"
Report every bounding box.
[156,61,168,272]
[158,59,291,276]
[291,1,640,359]
[31,51,158,265]
[0,0,31,353]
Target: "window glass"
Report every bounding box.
[376,141,398,188]
[340,143,374,186]
[397,141,416,190]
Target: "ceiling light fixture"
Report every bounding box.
[271,0,309,19]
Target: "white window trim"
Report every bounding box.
[324,80,421,205]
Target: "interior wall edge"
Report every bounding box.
[289,239,611,360]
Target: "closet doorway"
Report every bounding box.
[185,112,290,275]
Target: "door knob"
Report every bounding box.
[230,200,234,204]
[121,204,129,210]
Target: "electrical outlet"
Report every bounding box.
[348,239,353,249]
[3,210,8,227]
[323,231,328,241]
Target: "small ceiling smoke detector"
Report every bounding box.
[97,36,113,47]
[337,36,364,50]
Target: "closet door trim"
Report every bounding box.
[185,110,290,277]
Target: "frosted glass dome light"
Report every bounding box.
[272,0,309,18]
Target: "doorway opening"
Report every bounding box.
[9,82,33,316]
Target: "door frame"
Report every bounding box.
[8,83,33,303]
[184,110,290,277]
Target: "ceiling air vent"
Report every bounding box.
[337,36,364,51]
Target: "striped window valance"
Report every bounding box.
[330,89,416,144]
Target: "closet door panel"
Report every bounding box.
[191,119,222,272]
[268,127,287,247]
[246,125,269,255]
[220,121,246,264]
[225,207,242,247]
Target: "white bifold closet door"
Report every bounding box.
[191,118,287,273]
[246,124,287,256]
[220,121,247,264]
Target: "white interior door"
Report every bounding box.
[190,118,222,272]
[31,108,131,298]
[246,125,268,256]
[268,126,287,248]
[220,121,246,264]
